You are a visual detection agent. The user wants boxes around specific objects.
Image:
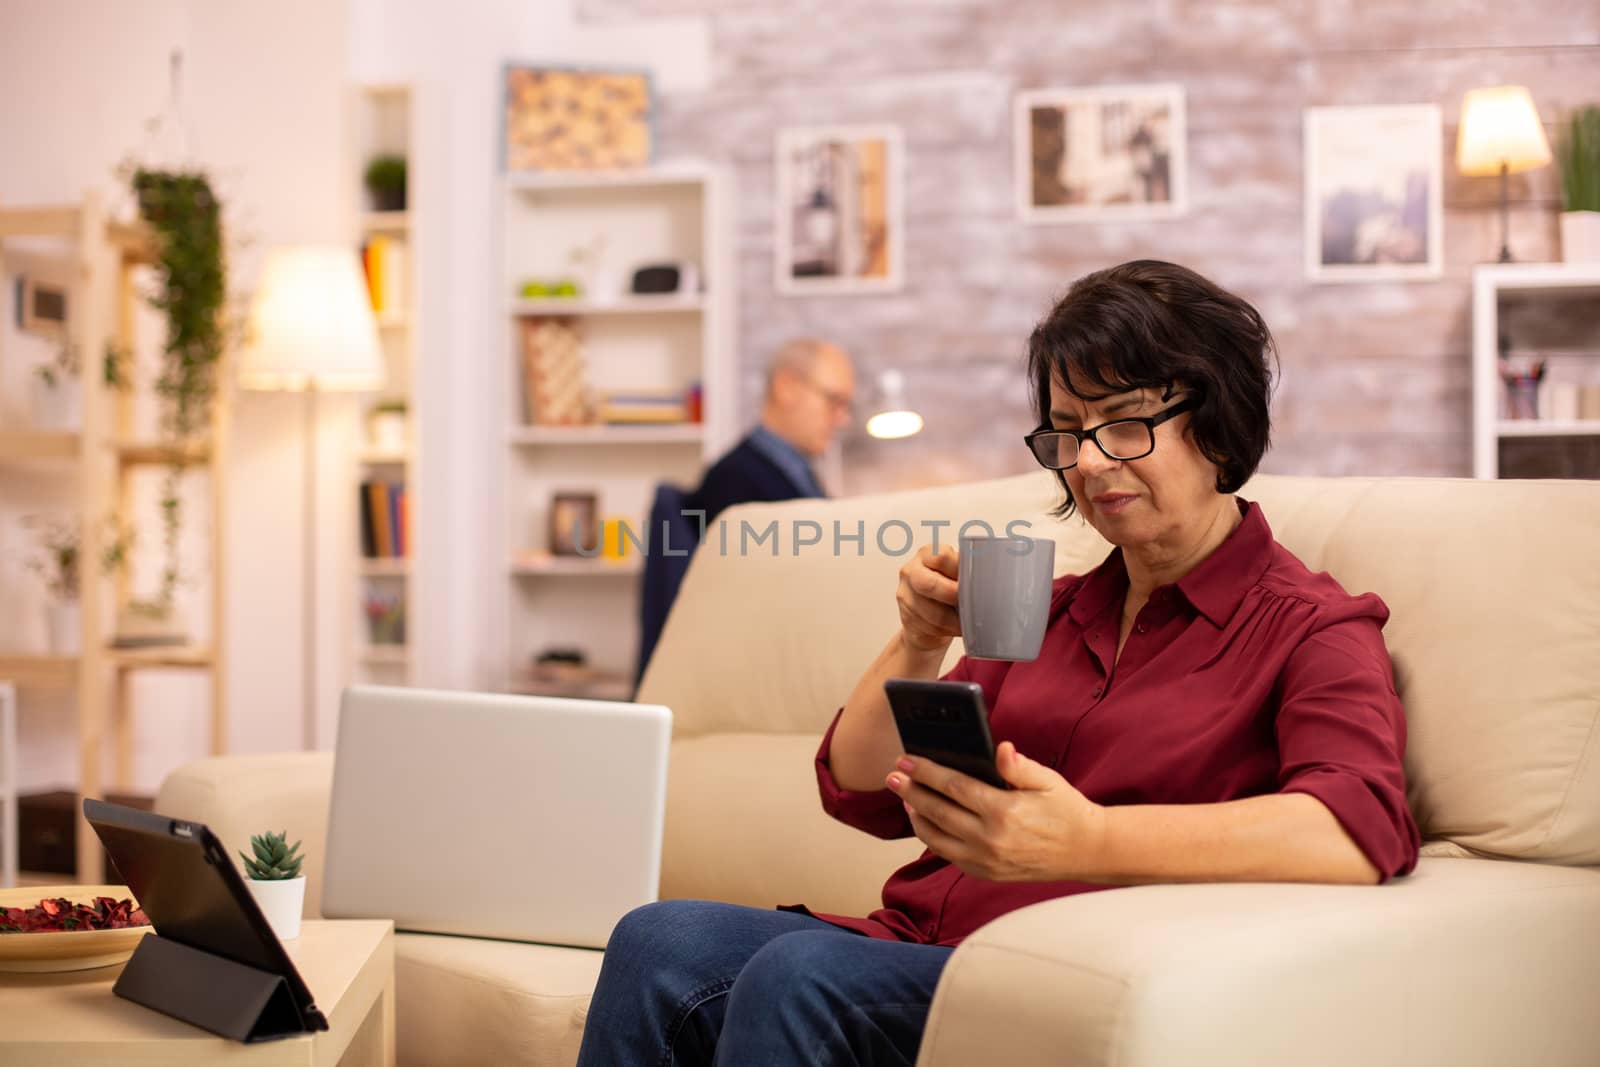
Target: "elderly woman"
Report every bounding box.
[576,260,1419,1066]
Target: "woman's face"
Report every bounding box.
[1047,375,1221,550]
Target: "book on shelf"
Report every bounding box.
[359,479,410,558]
[361,235,409,315]
[596,388,689,425]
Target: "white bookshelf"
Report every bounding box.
[1,682,15,888]
[495,163,734,697]
[508,424,705,447]
[510,555,644,577]
[1494,419,1600,438]
[509,296,706,317]
[1471,262,1600,479]
[350,84,420,681]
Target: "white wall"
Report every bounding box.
[0,0,350,792]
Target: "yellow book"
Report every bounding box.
[366,236,388,313]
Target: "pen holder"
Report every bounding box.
[1503,376,1541,420]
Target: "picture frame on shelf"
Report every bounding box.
[548,491,599,557]
[1014,83,1187,223]
[775,124,904,295]
[1303,104,1443,283]
[11,252,71,339]
[502,64,653,173]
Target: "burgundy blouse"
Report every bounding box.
[797,499,1420,947]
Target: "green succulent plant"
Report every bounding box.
[239,830,304,881]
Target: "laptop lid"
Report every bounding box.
[321,686,671,949]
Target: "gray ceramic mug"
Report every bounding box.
[958,535,1055,661]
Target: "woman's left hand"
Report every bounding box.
[886,742,1106,882]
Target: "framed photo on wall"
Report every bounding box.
[1014,83,1188,223]
[775,125,904,295]
[502,64,653,172]
[1303,105,1443,283]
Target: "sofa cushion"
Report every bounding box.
[1247,476,1600,866]
[155,751,336,917]
[662,733,923,913]
[639,472,1104,740]
[642,471,1600,866]
[395,932,602,1067]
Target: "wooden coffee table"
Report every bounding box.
[0,919,394,1066]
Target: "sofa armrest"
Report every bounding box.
[917,857,1600,1067]
[154,753,336,918]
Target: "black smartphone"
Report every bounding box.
[884,678,1008,790]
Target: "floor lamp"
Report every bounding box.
[239,247,385,750]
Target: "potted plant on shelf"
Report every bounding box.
[116,167,226,646]
[1557,104,1600,263]
[364,155,407,212]
[22,516,80,655]
[30,341,82,431]
[239,830,305,940]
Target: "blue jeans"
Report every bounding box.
[575,900,954,1067]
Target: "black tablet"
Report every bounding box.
[83,798,329,1036]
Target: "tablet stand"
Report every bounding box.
[114,933,313,1043]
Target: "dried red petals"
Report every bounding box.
[0,896,150,934]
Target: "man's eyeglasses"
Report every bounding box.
[799,377,854,416]
[1023,395,1199,471]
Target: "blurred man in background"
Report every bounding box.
[637,338,856,685]
[691,338,857,522]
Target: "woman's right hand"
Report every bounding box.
[897,544,962,653]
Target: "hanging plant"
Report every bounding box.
[132,167,225,609]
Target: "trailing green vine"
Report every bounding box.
[132,168,225,609]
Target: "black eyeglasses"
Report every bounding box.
[798,377,855,416]
[1023,395,1199,471]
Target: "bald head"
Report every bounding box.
[763,338,850,401]
[761,338,856,457]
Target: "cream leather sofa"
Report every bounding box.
[157,472,1600,1065]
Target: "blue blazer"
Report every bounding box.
[635,434,822,688]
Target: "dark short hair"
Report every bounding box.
[1025,260,1277,518]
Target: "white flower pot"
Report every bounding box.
[30,377,81,431]
[245,876,306,941]
[46,600,80,656]
[1560,211,1600,264]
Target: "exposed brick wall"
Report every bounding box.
[585,0,1600,493]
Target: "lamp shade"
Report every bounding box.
[1456,86,1552,176]
[865,369,923,440]
[239,245,385,391]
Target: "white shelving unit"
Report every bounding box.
[508,424,706,447]
[509,296,706,317]
[495,163,734,698]
[510,555,645,577]
[349,84,420,682]
[1472,262,1600,479]
[1,682,15,888]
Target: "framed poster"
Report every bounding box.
[1304,105,1443,282]
[1015,83,1187,223]
[775,125,904,294]
[502,65,652,172]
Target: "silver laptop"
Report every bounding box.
[321,686,671,949]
